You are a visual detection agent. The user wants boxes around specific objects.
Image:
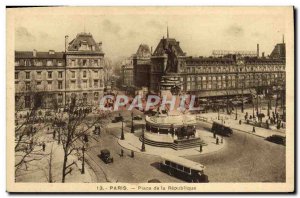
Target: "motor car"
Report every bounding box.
[265,135,286,146]
[100,149,114,164]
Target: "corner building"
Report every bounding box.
[15,32,105,109]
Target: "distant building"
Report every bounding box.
[121,57,134,88]
[133,33,286,100]
[132,44,151,89]
[15,32,106,109]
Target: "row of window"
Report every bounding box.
[15,59,64,67]
[68,58,103,67]
[15,79,103,91]
[186,78,283,91]
[165,160,191,174]
[15,70,102,80]
[15,71,64,80]
[185,65,285,74]
[185,73,285,82]
[17,92,101,108]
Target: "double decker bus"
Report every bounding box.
[158,155,209,183]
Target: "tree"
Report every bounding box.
[52,94,111,183]
[14,89,51,179]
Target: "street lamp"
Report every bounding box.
[131,112,134,133]
[217,105,220,120]
[241,85,244,113]
[235,103,238,120]
[120,119,125,140]
[141,125,145,152]
[81,145,85,174]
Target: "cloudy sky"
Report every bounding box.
[12,7,290,63]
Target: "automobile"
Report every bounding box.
[265,135,286,146]
[133,115,143,120]
[100,149,114,164]
[211,121,233,137]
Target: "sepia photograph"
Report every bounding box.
[6,6,294,192]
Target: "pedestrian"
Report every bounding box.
[252,126,256,133]
[221,137,223,144]
[131,150,134,158]
[216,137,219,145]
[200,144,203,153]
[213,132,216,138]
[42,142,46,152]
[53,130,56,139]
[239,120,242,125]
[121,149,124,157]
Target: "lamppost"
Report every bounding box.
[131,112,134,133]
[241,85,244,113]
[81,145,85,174]
[235,103,238,120]
[218,105,220,120]
[141,125,146,152]
[121,118,125,140]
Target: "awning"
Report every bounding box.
[196,89,256,98]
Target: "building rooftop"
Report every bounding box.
[152,37,185,56]
[270,43,286,59]
[67,32,104,54]
[135,44,151,58]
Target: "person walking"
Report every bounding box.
[131,150,135,158]
[252,126,256,133]
[42,142,46,152]
[200,144,203,153]
[216,137,219,145]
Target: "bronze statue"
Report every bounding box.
[164,43,178,73]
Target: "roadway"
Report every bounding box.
[83,115,285,183]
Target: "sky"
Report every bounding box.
[13,7,290,64]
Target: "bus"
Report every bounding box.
[211,121,233,137]
[158,155,209,183]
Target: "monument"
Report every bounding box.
[140,39,204,150]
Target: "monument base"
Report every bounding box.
[141,131,204,150]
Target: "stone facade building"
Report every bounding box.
[15,32,105,109]
[133,35,286,101]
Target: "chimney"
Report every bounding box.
[262,52,265,58]
[65,35,69,52]
[33,49,37,57]
[257,44,259,58]
[98,42,102,50]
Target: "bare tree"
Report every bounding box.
[15,88,54,179]
[52,94,111,183]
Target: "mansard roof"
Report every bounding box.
[270,43,286,60]
[67,32,104,54]
[152,37,185,56]
[135,44,151,58]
